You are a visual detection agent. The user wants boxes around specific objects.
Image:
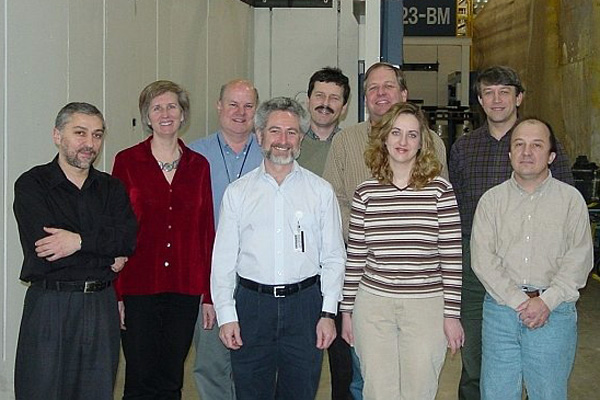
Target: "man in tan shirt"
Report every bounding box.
[471,118,593,400]
[323,62,448,239]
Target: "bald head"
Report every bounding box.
[217,79,259,138]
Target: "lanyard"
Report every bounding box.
[217,134,253,183]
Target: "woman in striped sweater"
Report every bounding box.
[340,103,464,399]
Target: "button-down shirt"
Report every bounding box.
[112,137,215,300]
[13,156,138,282]
[449,123,574,237]
[189,131,263,225]
[471,173,593,311]
[211,161,346,326]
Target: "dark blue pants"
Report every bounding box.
[231,284,323,400]
[15,285,120,400]
[121,293,200,400]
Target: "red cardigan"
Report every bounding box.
[112,137,215,302]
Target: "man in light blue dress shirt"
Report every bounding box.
[189,79,263,400]
[211,97,346,400]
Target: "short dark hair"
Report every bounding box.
[474,66,525,97]
[512,117,557,154]
[55,102,105,131]
[139,80,190,134]
[307,67,351,105]
[364,62,408,93]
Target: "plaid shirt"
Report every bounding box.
[449,123,574,237]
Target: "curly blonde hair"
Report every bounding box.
[365,103,441,189]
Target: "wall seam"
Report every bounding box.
[205,0,210,135]
[2,0,8,361]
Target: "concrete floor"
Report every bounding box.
[114,275,600,399]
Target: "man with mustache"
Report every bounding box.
[296,66,354,400]
[211,97,346,400]
[13,102,137,399]
[297,67,350,176]
[189,79,263,400]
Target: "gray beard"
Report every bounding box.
[62,144,97,169]
[262,148,300,165]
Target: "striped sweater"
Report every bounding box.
[340,177,462,318]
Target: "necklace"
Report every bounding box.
[157,150,182,172]
[217,134,252,183]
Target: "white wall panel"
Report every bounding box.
[104,0,157,168]
[205,0,254,136]
[253,1,359,128]
[2,2,70,397]
[0,1,253,396]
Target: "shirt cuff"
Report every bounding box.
[539,288,561,312]
[216,306,238,327]
[321,295,339,314]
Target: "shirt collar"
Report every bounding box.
[47,155,99,189]
[142,135,189,164]
[481,122,514,143]
[259,160,301,184]
[216,131,255,153]
[509,170,553,195]
[305,126,340,142]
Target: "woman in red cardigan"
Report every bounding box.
[112,80,215,399]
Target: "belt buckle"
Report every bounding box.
[84,281,95,293]
[273,285,286,298]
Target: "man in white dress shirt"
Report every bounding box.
[211,96,346,400]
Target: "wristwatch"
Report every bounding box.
[320,311,336,319]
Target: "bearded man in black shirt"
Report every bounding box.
[13,102,137,400]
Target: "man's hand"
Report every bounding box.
[111,256,128,273]
[219,322,243,350]
[202,304,216,330]
[517,297,550,329]
[316,317,336,350]
[118,301,126,330]
[35,227,81,261]
[341,312,354,346]
[443,317,465,355]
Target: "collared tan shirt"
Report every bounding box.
[471,173,593,311]
[323,121,448,240]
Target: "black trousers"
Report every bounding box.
[15,285,120,400]
[121,293,200,400]
[327,309,353,400]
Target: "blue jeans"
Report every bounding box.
[349,347,364,400]
[231,283,323,400]
[481,294,577,400]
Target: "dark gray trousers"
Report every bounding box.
[15,285,120,400]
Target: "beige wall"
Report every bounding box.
[0,0,253,396]
[253,2,359,129]
[472,0,600,164]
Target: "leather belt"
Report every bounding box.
[238,275,319,298]
[31,279,111,293]
[521,286,546,298]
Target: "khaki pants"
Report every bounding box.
[353,288,447,400]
